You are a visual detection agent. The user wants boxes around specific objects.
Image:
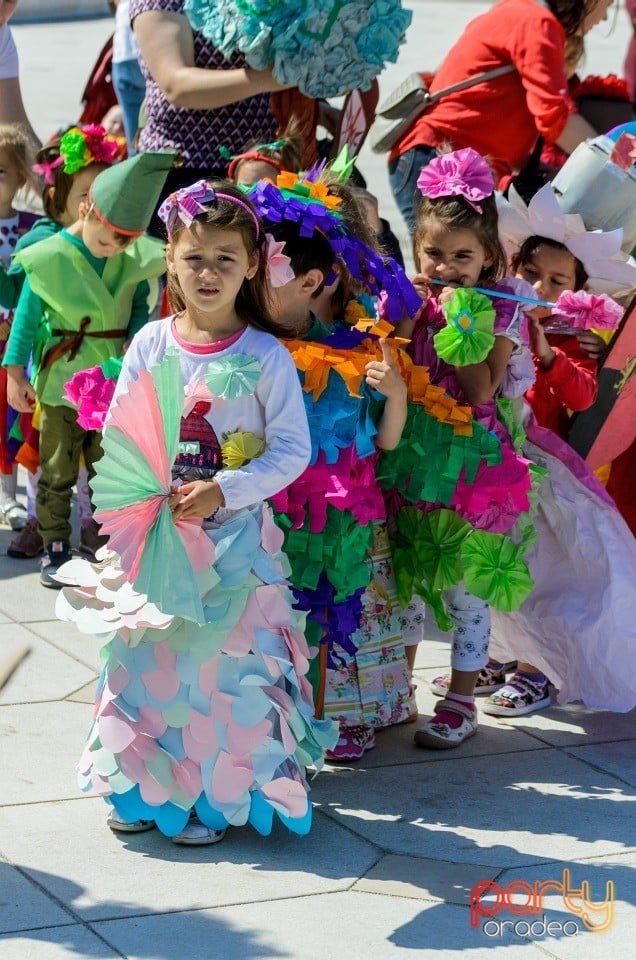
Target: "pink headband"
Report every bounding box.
[417,147,494,213]
[157,179,261,238]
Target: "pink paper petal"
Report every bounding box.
[225,717,272,755]
[211,751,254,803]
[189,710,220,746]
[260,778,308,818]
[107,369,171,486]
[136,705,168,738]
[139,775,174,806]
[141,668,181,702]
[98,714,136,753]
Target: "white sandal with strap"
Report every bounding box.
[0,498,28,531]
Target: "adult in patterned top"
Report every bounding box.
[130,0,281,235]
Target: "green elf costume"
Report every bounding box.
[3,151,173,586]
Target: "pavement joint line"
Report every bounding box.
[5,863,127,959]
[0,921,79,935]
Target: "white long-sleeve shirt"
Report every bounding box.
[112,318,311,509]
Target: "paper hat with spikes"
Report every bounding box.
[89,151,175,237]
[245,171,422,319]
[496,184,636,298]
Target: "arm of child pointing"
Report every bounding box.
[365,339,407,450]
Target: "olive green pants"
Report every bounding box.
[37,403,103,547]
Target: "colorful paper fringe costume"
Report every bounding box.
[57,345,336,837]
[184,0,412,98]
[379,280,544,632]
[247,171,426,729]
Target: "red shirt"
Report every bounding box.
[395,0,570,178]
[526,334,598,438]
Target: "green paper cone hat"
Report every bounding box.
[89,151,175,236]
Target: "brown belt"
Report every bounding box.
[40,316,126,370]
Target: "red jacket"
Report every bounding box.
[525,334,598,438]
[394,0,570,178]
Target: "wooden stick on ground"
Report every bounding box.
[0,645,30,692]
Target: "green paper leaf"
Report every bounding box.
[204,354,262,399]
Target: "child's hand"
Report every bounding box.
[576,330,605,360]
[529,315,555,369]
[6,366,36,413]
[170,479,225,521]
[365,339,407,400]
[411,273,431,302]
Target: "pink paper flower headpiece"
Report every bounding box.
[417,147,494,213]
[265,233,295,287]
[158,179,261,239]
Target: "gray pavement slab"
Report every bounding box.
[27,619,106,674]
[313,748,636,868]
[0,799,380,922]
[0,926,119,960]
[0,700,93,805]
[90,891,547,960]
[0,625,96,705]
[0,858,77,934]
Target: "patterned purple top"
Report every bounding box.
[129,0,277,169]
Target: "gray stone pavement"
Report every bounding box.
[2,4,635,958]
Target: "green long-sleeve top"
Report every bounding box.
[4,229,151,368]
[0,217,60,310]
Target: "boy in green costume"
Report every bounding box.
[3,151,173,586]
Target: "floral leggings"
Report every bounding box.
[401,585,490,672]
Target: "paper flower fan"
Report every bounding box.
[461,530,534,611]
[552,290,623,331]
[184,0,412,98]
[396,507,470,592]
[204,354,261,399]
[434,289,496,367]
[91,350,215,623]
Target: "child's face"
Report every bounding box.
[60,165,107,226]
[416,218,492,289]
[0,147,24,214]
[515,243,578,319]
[80,205,134,258]
[167,222,257,317]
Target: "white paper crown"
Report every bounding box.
[496,184,636,298]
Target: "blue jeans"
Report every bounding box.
[388,144,438,238]
[112,58,146,154]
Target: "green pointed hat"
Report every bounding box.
[89,151,175,236]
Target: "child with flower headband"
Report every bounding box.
[57,177,335,844]
[429,181,634,716]
[3,151,170,586]
[387,146,544,748]
[396,149,636,730]
[0,123,121,560]
[246,167,424,761]
[0,123,38,537]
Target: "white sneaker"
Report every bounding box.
[107,810,156,833]
[172,815,226,846]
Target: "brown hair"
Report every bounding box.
[228,118,305,183]
[0,124,35,194]
[34,138,110,222]
[414,190,508,284]
[513,235,588,289]
[166,179,288,337]
[546,0,603,38]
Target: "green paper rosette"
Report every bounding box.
[461,530,534,611]
[434,288,496,367]
[204,354,262,398]
[394,506,471,594]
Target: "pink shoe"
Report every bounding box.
[325,723,376,762]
